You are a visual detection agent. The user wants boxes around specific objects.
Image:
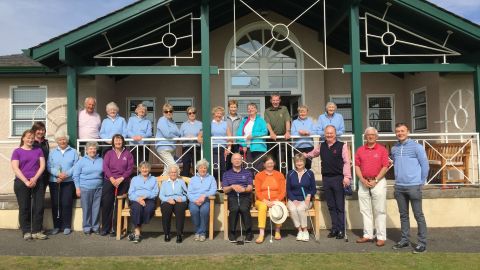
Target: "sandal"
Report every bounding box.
[274,231,282,240]
[255,235,264,244]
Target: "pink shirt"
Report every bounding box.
[306,141,352,181]
[355,143,389,179]
[78,109,101,139]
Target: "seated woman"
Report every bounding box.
[99,102,127,156]
[159,164,188,243]
[47,130,79,235]
[73,141,103,235]
[254,155,286,244]
[286,153,316,242]
[187,159,217,242]
[127,161,159,243]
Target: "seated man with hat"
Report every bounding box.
[254,155,286,244]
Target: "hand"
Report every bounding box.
[305,196,311,207]
[24,180,32,188]
[58,172,67,180]
[232,185,242,193]
[168,199,175,205]
[76,188,81,198]
[265,200,274,208]
[343,178,351,188]
[270,132,277,140]
[137,197,145,207]
[293,200,300,206]
[198,195,205,204]
[284,131,291,140]
[132,135,143,141]
[29,178,37,188]
[110,177,116,186]
[175,197,183,203]
[56,177,64,184]
[246,135,252,140]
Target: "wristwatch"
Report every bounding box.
[375,178,379,183]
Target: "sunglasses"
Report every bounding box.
[188,111,196,115]
[164,110,173,114]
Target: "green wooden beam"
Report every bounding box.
[201,1,212,164]
[0,66,55,74]
[474,65,480,133]
[393,0,480,41]
[349,3,363,151]
[66,66,78,147]
[76,66,219,75]
[343,63,475,73]
[59,47,87,66]
[27,0,169,61]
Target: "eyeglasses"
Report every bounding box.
[164,110,173,114]
[187,112,196,115]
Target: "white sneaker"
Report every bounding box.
[296,231,303,241]
[302,231,310,242]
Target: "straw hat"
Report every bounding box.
[269,201,288,225]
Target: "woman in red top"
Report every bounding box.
[254,155,286,243]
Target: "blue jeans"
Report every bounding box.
[189,201,210,236]
[394,185,427,246]
[80,187,102,233]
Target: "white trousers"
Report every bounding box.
[287,200,312,229]
[358,178,387,240]
[157,149,176,175]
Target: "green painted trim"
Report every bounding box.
[201,1,212,164]
[393,0,480,40]
[474,65,480,133]
[66,67,78,147]
[349,4,363,152]
[76,66,219,75]
[27,0,169,61]
[0,66,55,73]
[343,64,475,73]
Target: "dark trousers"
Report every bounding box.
[212,147,226,182]
[49,181,75,230]
[130,199,156,226]
[394,185,427,246]
[131,144,150,167]
[100,180,129,233]
[160,201,188,235]
[240,148,264,174]
[267,139,292,173]
[181,145,201,177]
[226,145,240,171]
[323,175,345,232]
[14,179,45,234]
[296,147,314,170]
[227,194,253,239]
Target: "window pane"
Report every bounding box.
[370,120,392,132]
[12,121,34,136]
[13,104,46,120]
[413,91,426,105]
[368,97,391,108]
[415,118,427,130]
[368,108,392,120]
[414,104,427,117]
[13,88,46,103]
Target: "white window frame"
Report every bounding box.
[329,94,353,133]
[126,97,156,131]
[10,85,47,138]
[226,96,266,117]
[165,97,194,127]
[411,87,428,132]
[366,94,395,133]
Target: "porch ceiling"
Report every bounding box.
[24,0,480,71]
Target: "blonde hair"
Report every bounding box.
[163,103,173,112]
[297,105,309,112]
[211,106,225,115]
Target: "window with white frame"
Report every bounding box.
[411,88,427,131]
[11,86,47,137]
[165,97,193,127]
[330,95,352,133]
[367,95,394,133]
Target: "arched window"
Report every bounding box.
[224,22,304,97]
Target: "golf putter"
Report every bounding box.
[111,186,118,233]
[57,166,62,219]
[344,192,348,242]
[236,192,244,245]
[28,187,34,241]
[301,187,318,243]
[268,186,273,243]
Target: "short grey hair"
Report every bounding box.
[135,103,147,113]
[85,141,98,149]
[196,159,209,170]
[139,161,151,171]
[325,125,337,132]
[325,102,337,110]
[166,164,180,174]
[364,126,378,135]
[106,102,119,112]
[54,130,69,141]
[84,97,96,105]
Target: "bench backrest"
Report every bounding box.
[425,143,471,162]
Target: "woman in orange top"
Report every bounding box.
[254,155,286,243]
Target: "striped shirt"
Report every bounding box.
[222,168,253,196]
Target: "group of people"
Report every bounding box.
[11,94,429,253]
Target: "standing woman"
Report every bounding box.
[286,153,316,242]
[159,164,188,243]
[316,102,345,137]
[73,142,103,235]
[31,122,50,191]
[127,161,159,243]
[155,103,180,175]
[291,105,316,169]
[210,106,232,182]
[187,159,217,241]
[101,134,134,236]
[180,106,203,177]
[99,102,127,156]
[254,156,286,243]
[47,130,79,235]
[126,103,152,165]
[11,129,47,240]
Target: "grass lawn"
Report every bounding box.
[1,253,479,270]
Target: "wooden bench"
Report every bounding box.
[116,176,216,240]
[223,191,321,240]
[425,142,471,186]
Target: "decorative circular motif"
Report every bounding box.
[271,23,289,42]
[381,31,396,47]
[162,32,177,48]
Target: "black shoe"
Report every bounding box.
[133,235,141,244]
[327,230,338,238]
[164,234,171,242]
[336,231,345,239]
[228,233,237,243]
[245,234,254,243]
[412,244,427,254]
[127,233,135,241]
[176,235,183,243]
[392,241,410,250]
[100,231,109,236]
[93,230,100,235]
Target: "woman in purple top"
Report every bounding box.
[100,134,134,236]
[11,129,47,240]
